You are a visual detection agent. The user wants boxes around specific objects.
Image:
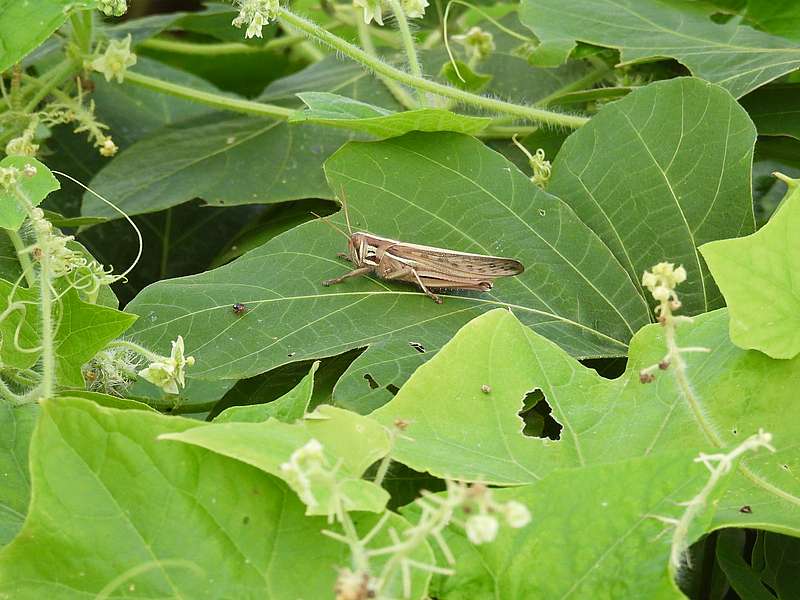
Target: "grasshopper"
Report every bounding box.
[319,194,524,304]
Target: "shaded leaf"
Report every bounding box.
[0,397,428,598]
[162,404,391,515]
[214,361,318,423]
[716,529,776,600]
[290,92,491,137]
[549,77,756,315]
[519,0,800,97]
[700,176,800,358]
[746,0,800,41]
[371,308,800,532]
[740,84,800,140]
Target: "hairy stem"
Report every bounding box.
[355,17,417,109]
[278,9,588,128]
[123,71,294,119]
[5,230,35,287]
[105,339,162,363]
[387,0,425,105]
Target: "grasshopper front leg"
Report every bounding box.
[322,266,373,287]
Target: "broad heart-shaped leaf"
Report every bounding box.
[162,404,390,516]
[740,84,800,141]
[0,157,58,231]
[81,57,400,220]
[519,0,800,98]
[0,281,137,385]
[549,77,756,316]
[372,309,800,534]
[422,453,725,599]
[700,177,800,359]
[125,132,651,407]
[0,0,72,72]
[0,398,431,599]
[290,92,491,137]
[214,360,318,423]
[0,403,37,546]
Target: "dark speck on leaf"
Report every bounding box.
[409,341,425,353]
[386,384,400,396]
[364,373,379,389]
[243,515,250,524]
[739,505,752,514]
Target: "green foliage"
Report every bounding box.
[1,0,799,597]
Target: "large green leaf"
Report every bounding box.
[163,404,391,515]
[716,530,777,600]
[0,0,73,73]
[0,397,430,598]
[549,77,756,315]
[425,453,725,599]
[372,308,800,533]
[0,157,59,231]
[290,92,491,137]
[0,403,37,546]
[700,176,800,359]
[740,84,800,141]
[746,0,800,41]
[519,0,800,98]
[124,132,651,410]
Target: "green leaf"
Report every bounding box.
[740,84,800,140]
[700,176,800,359]
[162,404,391,515]
[0,281,137,385]
[0,233,20,282]
[761,532,800,598]
[0,403,37,546]
[0,397,429,598]
[716,529,777,600]
[746,0,800,41]
[371,308,800,533]
[290,92,491,137]
[425,453,724,599]
[125,132,651,410]
[439,60,492,92]
[549,77,756,315]
[214,360,318,423]
[0,0,72,73]
[519,0,800,98]
[0,157,59,231]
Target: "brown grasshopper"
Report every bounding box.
[318,194,524,304]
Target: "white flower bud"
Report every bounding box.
[465,514,499,545]
[503,501,531,528]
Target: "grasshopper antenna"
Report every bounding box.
[310,212,350,240]
[339,186,353,235]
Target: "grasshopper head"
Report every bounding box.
[349,232,372,267]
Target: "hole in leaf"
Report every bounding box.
[386,384,400,396]
[781,464,790,471]
[581,356,628,379]
[732,427,738,435]
[538,209,546,216]
[409,341,426,353]
[364,373,379,389]
[518,389,562,440]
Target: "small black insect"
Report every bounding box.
[739,505,752,514]
[232,303,247,315]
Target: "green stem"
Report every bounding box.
[535,60,612,107]
[5,229,35,287]
[38,248,55,400]
[123,71,294,119]
[69,10,93,54]
[105,339,162,363]
[22,59,78,113]
[139,34,309,56]
[478,124,539,139]
[387,0,425,105]
[278,9,588,128]
[355,16,417,109]
[339,509,369,573]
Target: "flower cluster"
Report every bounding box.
[40,85,117,157]
[26,208,87,279]
[90,35,137,84]
[5,120,39,157]
[512,135,551,189]
[83,347,139,396]
[97,0,127,17]
[0,166,21,191]
[453,26,496,61]
[231,0,280,38]
[457,483,531,544]
[137,336,195,395]
[639,262,708,383]
[353,0,429,26]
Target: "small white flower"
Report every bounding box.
[5,136,38,157]
[401,0,429,18]
[232,0,279,38]
[465,514,499,544]
[22,163,37,177]
[99,138,118,157]
[90,35,137,83]
[353,0,384,25]
[97,0,127,17]
[652,285,671,302]
[503,501,531,528]
[137,335,195,394]
[453,26,496,60]
[0,166,20,190]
